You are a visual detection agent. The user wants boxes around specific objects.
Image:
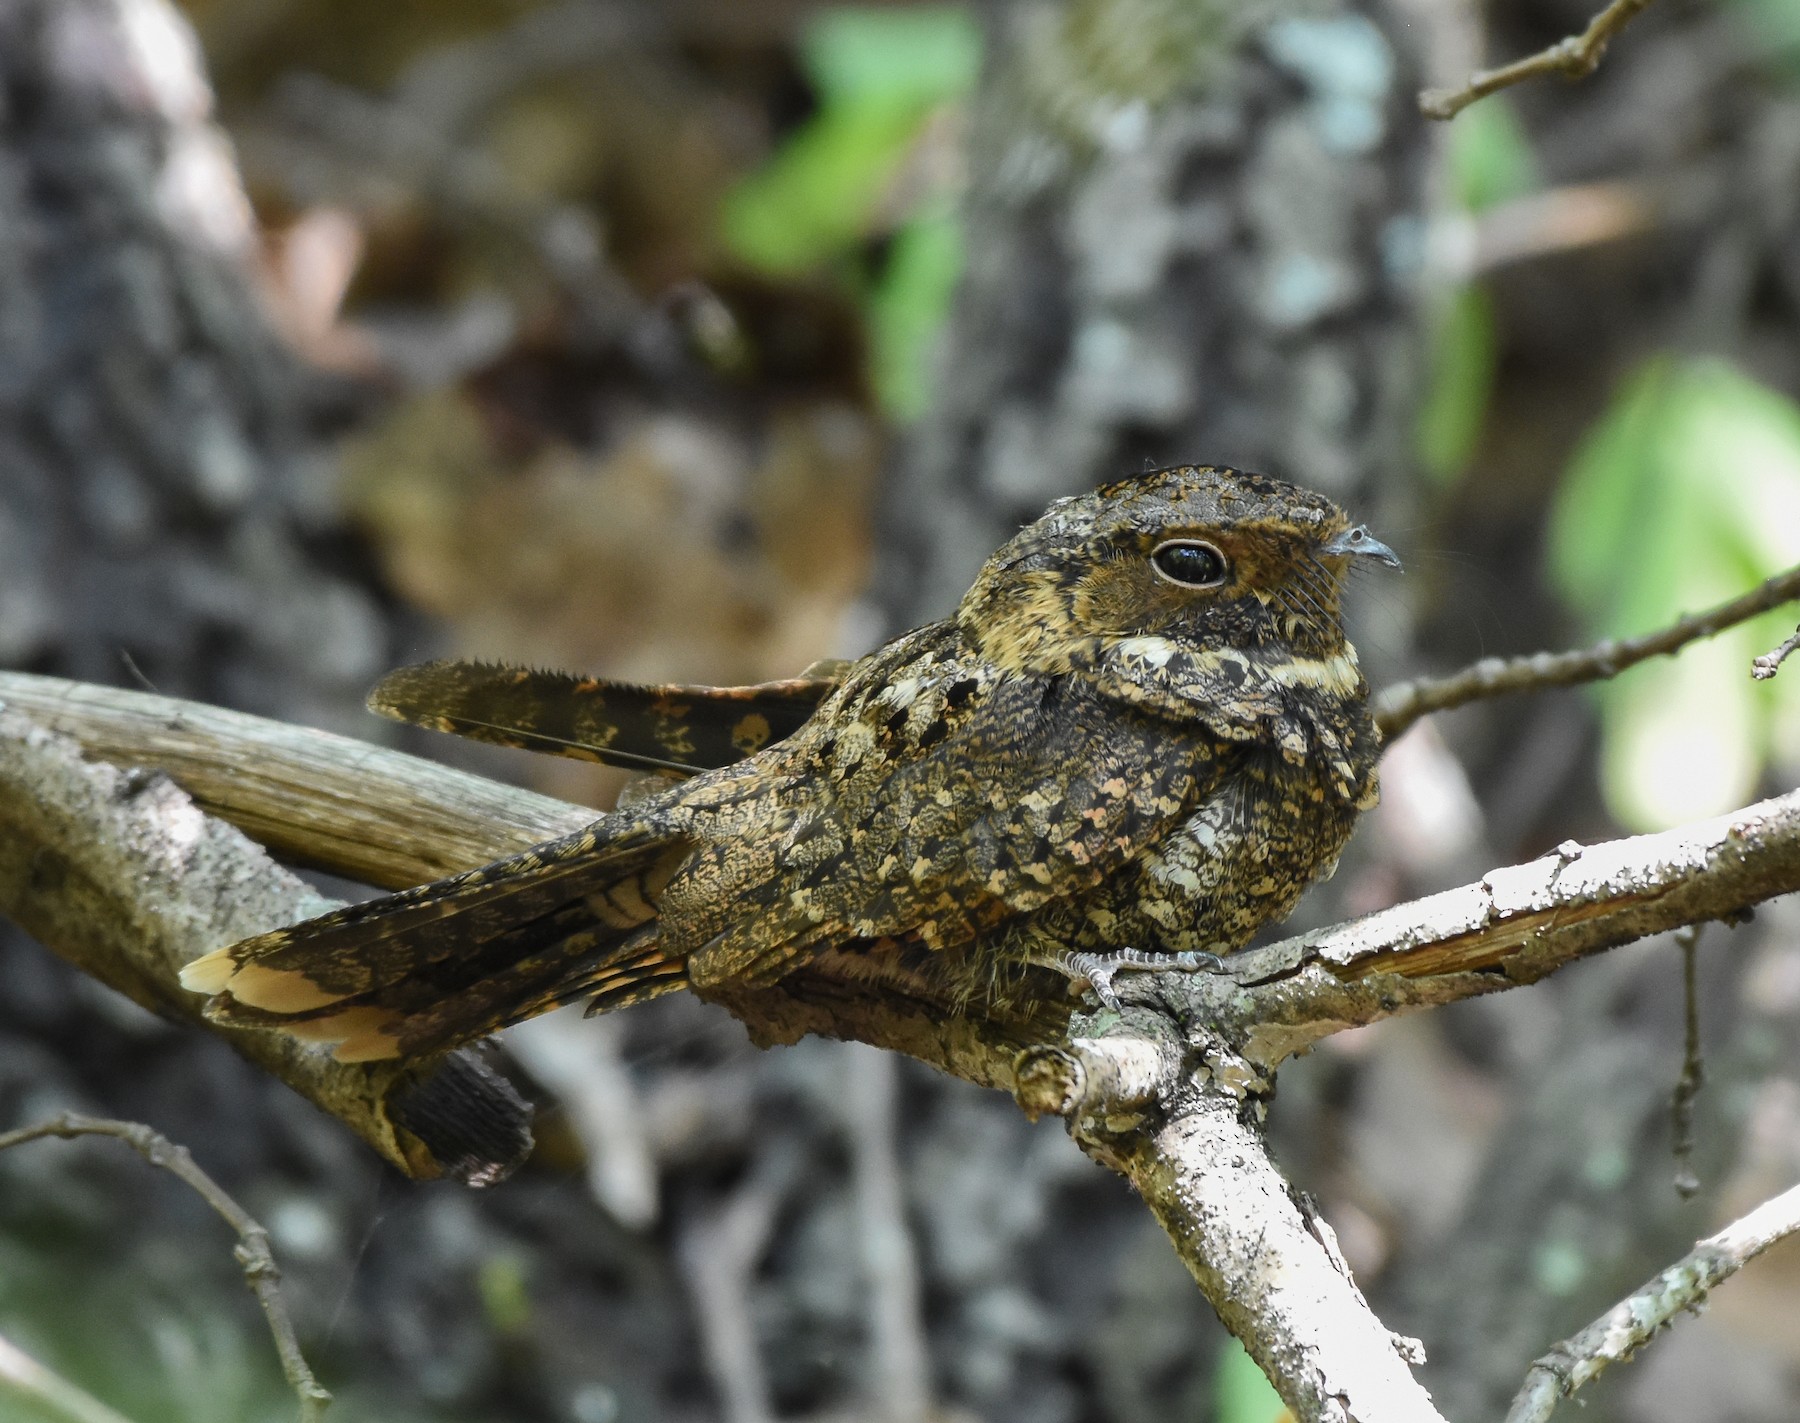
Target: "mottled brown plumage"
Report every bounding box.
[183,465,1398,1062]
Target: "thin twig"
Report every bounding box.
[1419,0,1657,120]
[1752,623,1800,680]
[1503,1181,1800,1423]
[0,1331,140,1423]
[1374,562,1800,742]
[0,1113,331,1422]
[677,1148,799,1423]
[845,1047,933,1423]
[1669,926,1705,1199]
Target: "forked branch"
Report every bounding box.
[0,1113,331,1422]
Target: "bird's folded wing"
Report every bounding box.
[369,659,839,774]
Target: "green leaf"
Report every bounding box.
[721,99,931,272]
[720,6,979,418]
[1549,357,1800,829]
[1215,1337,1291,1423]
[867,208,964,419]
[803,5,982,106]
[1416,284,1497,485]
[1447,97,1536,212]
[722,6,980,272]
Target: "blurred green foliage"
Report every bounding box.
[1551,357,1800,830]
[1415,99,1537,486]
[721,5,980,419]
[1213,1336,1290,1423]
[1445,98,1537,214]
[477,1250,534,1336]
[1416,285,1498,487]
[1729,0,1800,76]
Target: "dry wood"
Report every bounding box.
[0,672,592,888]
[0,698,532,1184]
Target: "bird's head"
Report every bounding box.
[957,464,1400,732]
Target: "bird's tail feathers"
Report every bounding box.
[181,819,691,1061]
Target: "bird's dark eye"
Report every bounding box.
[1151,539,1229,588]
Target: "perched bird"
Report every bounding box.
[182,465,1399,1063]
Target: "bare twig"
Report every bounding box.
[1419,0,1657,120]
[1752,623,1800,679]
[1374,562,1800,742]
[1503,1181,1800,1423]
[1670,926,1705,1199]
[0,1332,140,1423]
[677,1148,800,1423]
[845,1047,933,1423]
[0,1113,331,1422]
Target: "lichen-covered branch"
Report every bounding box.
[0,698,533,1185]
[1374,561,1800,742]
[10,671,1800,1421]
[1128,1082,1442,1420]
[0,1113,332,1422]
[1503,1182,1800,1423]
[1418,0,1657,120]
[1017,1031,1447,1422]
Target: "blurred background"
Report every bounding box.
[4,0,1800,1419]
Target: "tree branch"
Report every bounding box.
[0,695,534,1185]
[9,670,1800,1421]
[1018,1038,1446,1422]
[1503,1182,1800,1423]
[0,672,591,888]
[0,1113,331,1422]
[1418,0,1657,121]
[1374,561,1800,742]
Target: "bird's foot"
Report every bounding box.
[1055,948,1227,1011]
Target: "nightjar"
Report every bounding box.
[183,464,1399,1062]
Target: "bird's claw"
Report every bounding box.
[1058,948,1228,1010]
[1065,953,1124,1011]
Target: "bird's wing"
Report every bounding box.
[369,660,839,774]
[677,656,1222,988]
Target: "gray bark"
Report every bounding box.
[881,0,1429,632]
[0,0,389,724]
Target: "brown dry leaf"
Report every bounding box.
[339,388,880,688]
